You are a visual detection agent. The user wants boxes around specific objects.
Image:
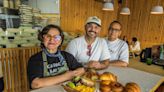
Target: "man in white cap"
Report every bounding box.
[66,16,110,69]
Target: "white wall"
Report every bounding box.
[28,0,60,14]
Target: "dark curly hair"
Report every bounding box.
[132,37,137,42]
[38,24,64,49]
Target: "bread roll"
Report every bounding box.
[100,84,111,92]
[110,82,124,92]
[124,82,141,92]
[99,72,117,82]
[100,80,111,85]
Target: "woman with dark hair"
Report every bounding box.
[27,24,85,89]
[130,37,141,56]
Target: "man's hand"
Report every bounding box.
[87,61,102,69]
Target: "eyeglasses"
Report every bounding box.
[44,34,61,41]
[109,28,121,32]
[87,45,92,56]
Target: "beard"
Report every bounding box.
[86,30,97,38]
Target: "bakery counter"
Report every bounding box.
[30,66,163,92]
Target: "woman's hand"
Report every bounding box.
[64,71,75,79]
[64,68,85,78]
[73,68,85,77]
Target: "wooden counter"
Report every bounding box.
[128,58,164,76]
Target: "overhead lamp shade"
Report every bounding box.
[151,6,164,14]
[102,2,114,11]
[120,7,130,15]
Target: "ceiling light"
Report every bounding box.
[120,7,130,15]
[102,2,114,11]
[151,5,163,14]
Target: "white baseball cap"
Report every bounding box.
[85,16,101,26]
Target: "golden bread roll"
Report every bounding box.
[99,72,117,82]
[100,80,111,85]
[110,82,124,92]
[100,84,111,92]
[124,82,141,92]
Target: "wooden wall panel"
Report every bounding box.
[61,0,118,37]
[61,0,164,48]
[118,0,164,49]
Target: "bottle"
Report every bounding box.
[159,45,164,60]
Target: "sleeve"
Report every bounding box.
[27,54,43,87]
[135,41,141,51]
[65,40,77,57]
[130,41,140,51]
[0,61,3,78]
[64,52,83,70]
[119,42,129,63]
[99,39,110,61]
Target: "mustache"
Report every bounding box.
[88,30,96,34]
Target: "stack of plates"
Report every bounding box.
[0,19,6,29]
[19,4,33,27]
[47,17,60,26]
[32,8,42,25]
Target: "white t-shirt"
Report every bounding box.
[130,41,141,51]
[106,38,129,63]
[65,36,110,64]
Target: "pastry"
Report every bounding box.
[124,82,141,92]
[110,82,124,92]
[100,84,111,92]
[99,72,117,83]
[81,77,95,87]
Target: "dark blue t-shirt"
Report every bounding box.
[27,51,82,88]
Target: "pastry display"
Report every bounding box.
[64,77,95,92]
[64,69,98,92]
[64,69,140,92]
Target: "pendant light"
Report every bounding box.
[120,0,130,15]
[151,0,163,14]
[102,0,114,11]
